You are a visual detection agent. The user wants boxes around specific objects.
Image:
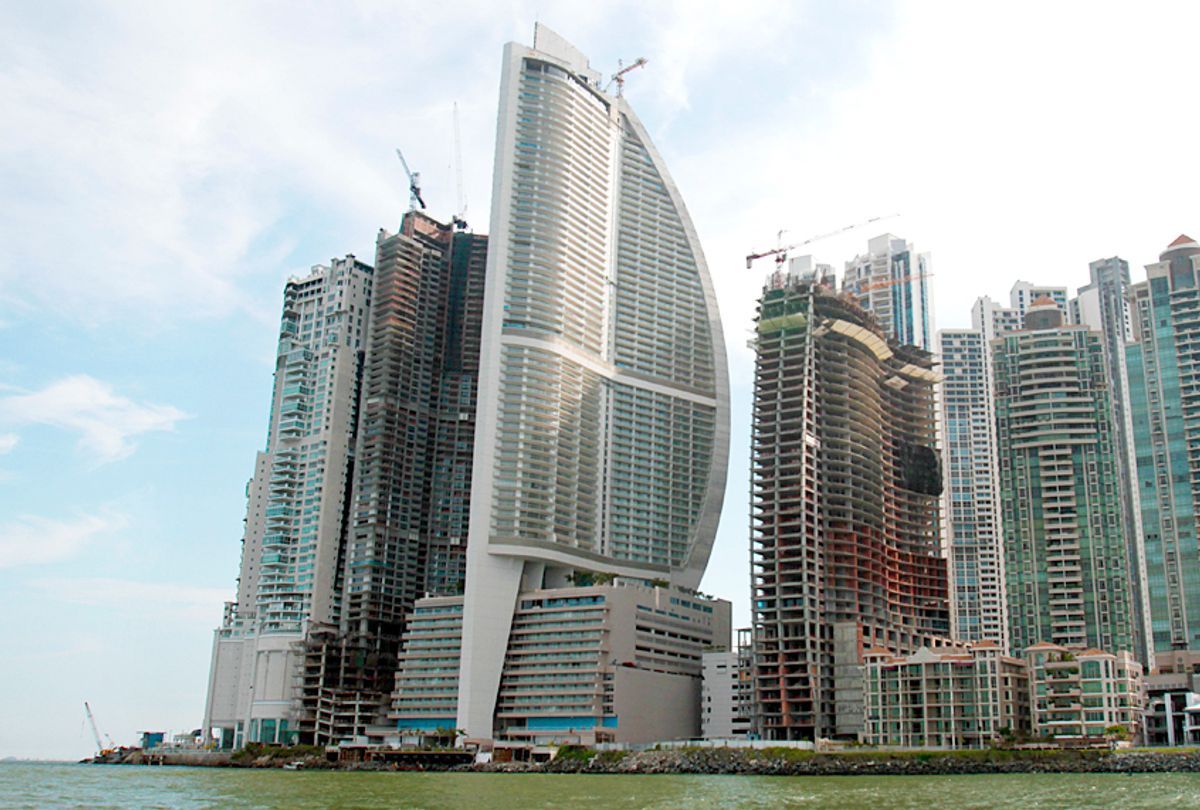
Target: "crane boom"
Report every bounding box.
[745,214,898,269]
[84,702,104,754]
[394,148,426,211]
[608,57,647,96]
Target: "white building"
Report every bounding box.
[203,256,374,749]
[701,631,752,740]
[938,282,1072,649]
[842,233,934,351]
[395,583,730,745]
[458,24,729,741]
[1027,644,1143,741]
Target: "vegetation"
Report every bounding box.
[231,743,324,763]
[554,745,595,763]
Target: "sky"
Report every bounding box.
[2,0,1199,760]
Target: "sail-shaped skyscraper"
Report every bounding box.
[455,25,730,739]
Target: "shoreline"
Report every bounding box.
[93,746,1200,776]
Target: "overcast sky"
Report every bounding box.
[3,1,1198,760]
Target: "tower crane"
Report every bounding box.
[395,148,426,211]
[745,214,898,269]
[607,57,647,96]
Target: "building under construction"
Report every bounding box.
[291,211,489,744]
[750,261,952,741]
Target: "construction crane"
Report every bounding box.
[395,148,426,211]
[855,269,934,294]
[451,104,468,230]
[84,701,115,755]
[607,57,647,96]
[745,214,898,269]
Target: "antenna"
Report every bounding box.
[395,148,426,211]
[452,104,468,230]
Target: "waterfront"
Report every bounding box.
[4,763,1200,809]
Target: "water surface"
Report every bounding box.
[4,762,1200,809]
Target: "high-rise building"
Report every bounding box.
[842,233,934,350]
[1009,281,1068,321]
[1126,235,1200,661]
[751,266,950,741]
[939,284,1074,649]
[291,212,489,744]
[456,24,729,740]
[203,255,374,749]
[1072,256,1152,664]
[938,328,1008,647]
[994,299,1135,656]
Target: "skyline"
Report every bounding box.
[3,1,1200,760]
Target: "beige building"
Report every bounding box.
[1027,643,1143,741]
[863,643,1029,748]
[392,581,730,745]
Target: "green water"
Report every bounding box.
[4,763,1200,809]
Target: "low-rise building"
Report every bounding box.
[701,628,753,739]
[863,643,1029,748]
[1027,643,1143,741]
[1144,676,1200,746]
[392,582,731,745]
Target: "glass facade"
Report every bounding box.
[1126,237,1200,655]
[994,316,1135,656]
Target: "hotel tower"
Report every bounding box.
[456,25,730,740]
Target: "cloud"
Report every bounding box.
[0,433,17,454]
[0,511,126,569]
[0,375,188,463]
[31,577,230,622]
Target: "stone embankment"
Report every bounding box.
[471,747,1200,776]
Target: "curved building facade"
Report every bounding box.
[751,267,950,741]
[458,25,729,737]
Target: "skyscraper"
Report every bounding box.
[1072,256,1152,663]
[1126,235,1200,661]
[298,212,488,743]
[994,298,1135,656]
[938,328,1008,647]
[842,233,934,350]
[751,265,949,741]
[204,255,374,749]
[457,24,729,739]
[939,284,1073,648]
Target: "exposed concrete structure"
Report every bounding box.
[395,583,729,745]
[295,212,489,744]
[863,643,1030,748]
[751,265,951,741]
[458,24,729,740]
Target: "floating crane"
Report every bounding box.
[607,57,647,96]
[395,148,426,211]
[745,214,899,269]
[84,701,115,756]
